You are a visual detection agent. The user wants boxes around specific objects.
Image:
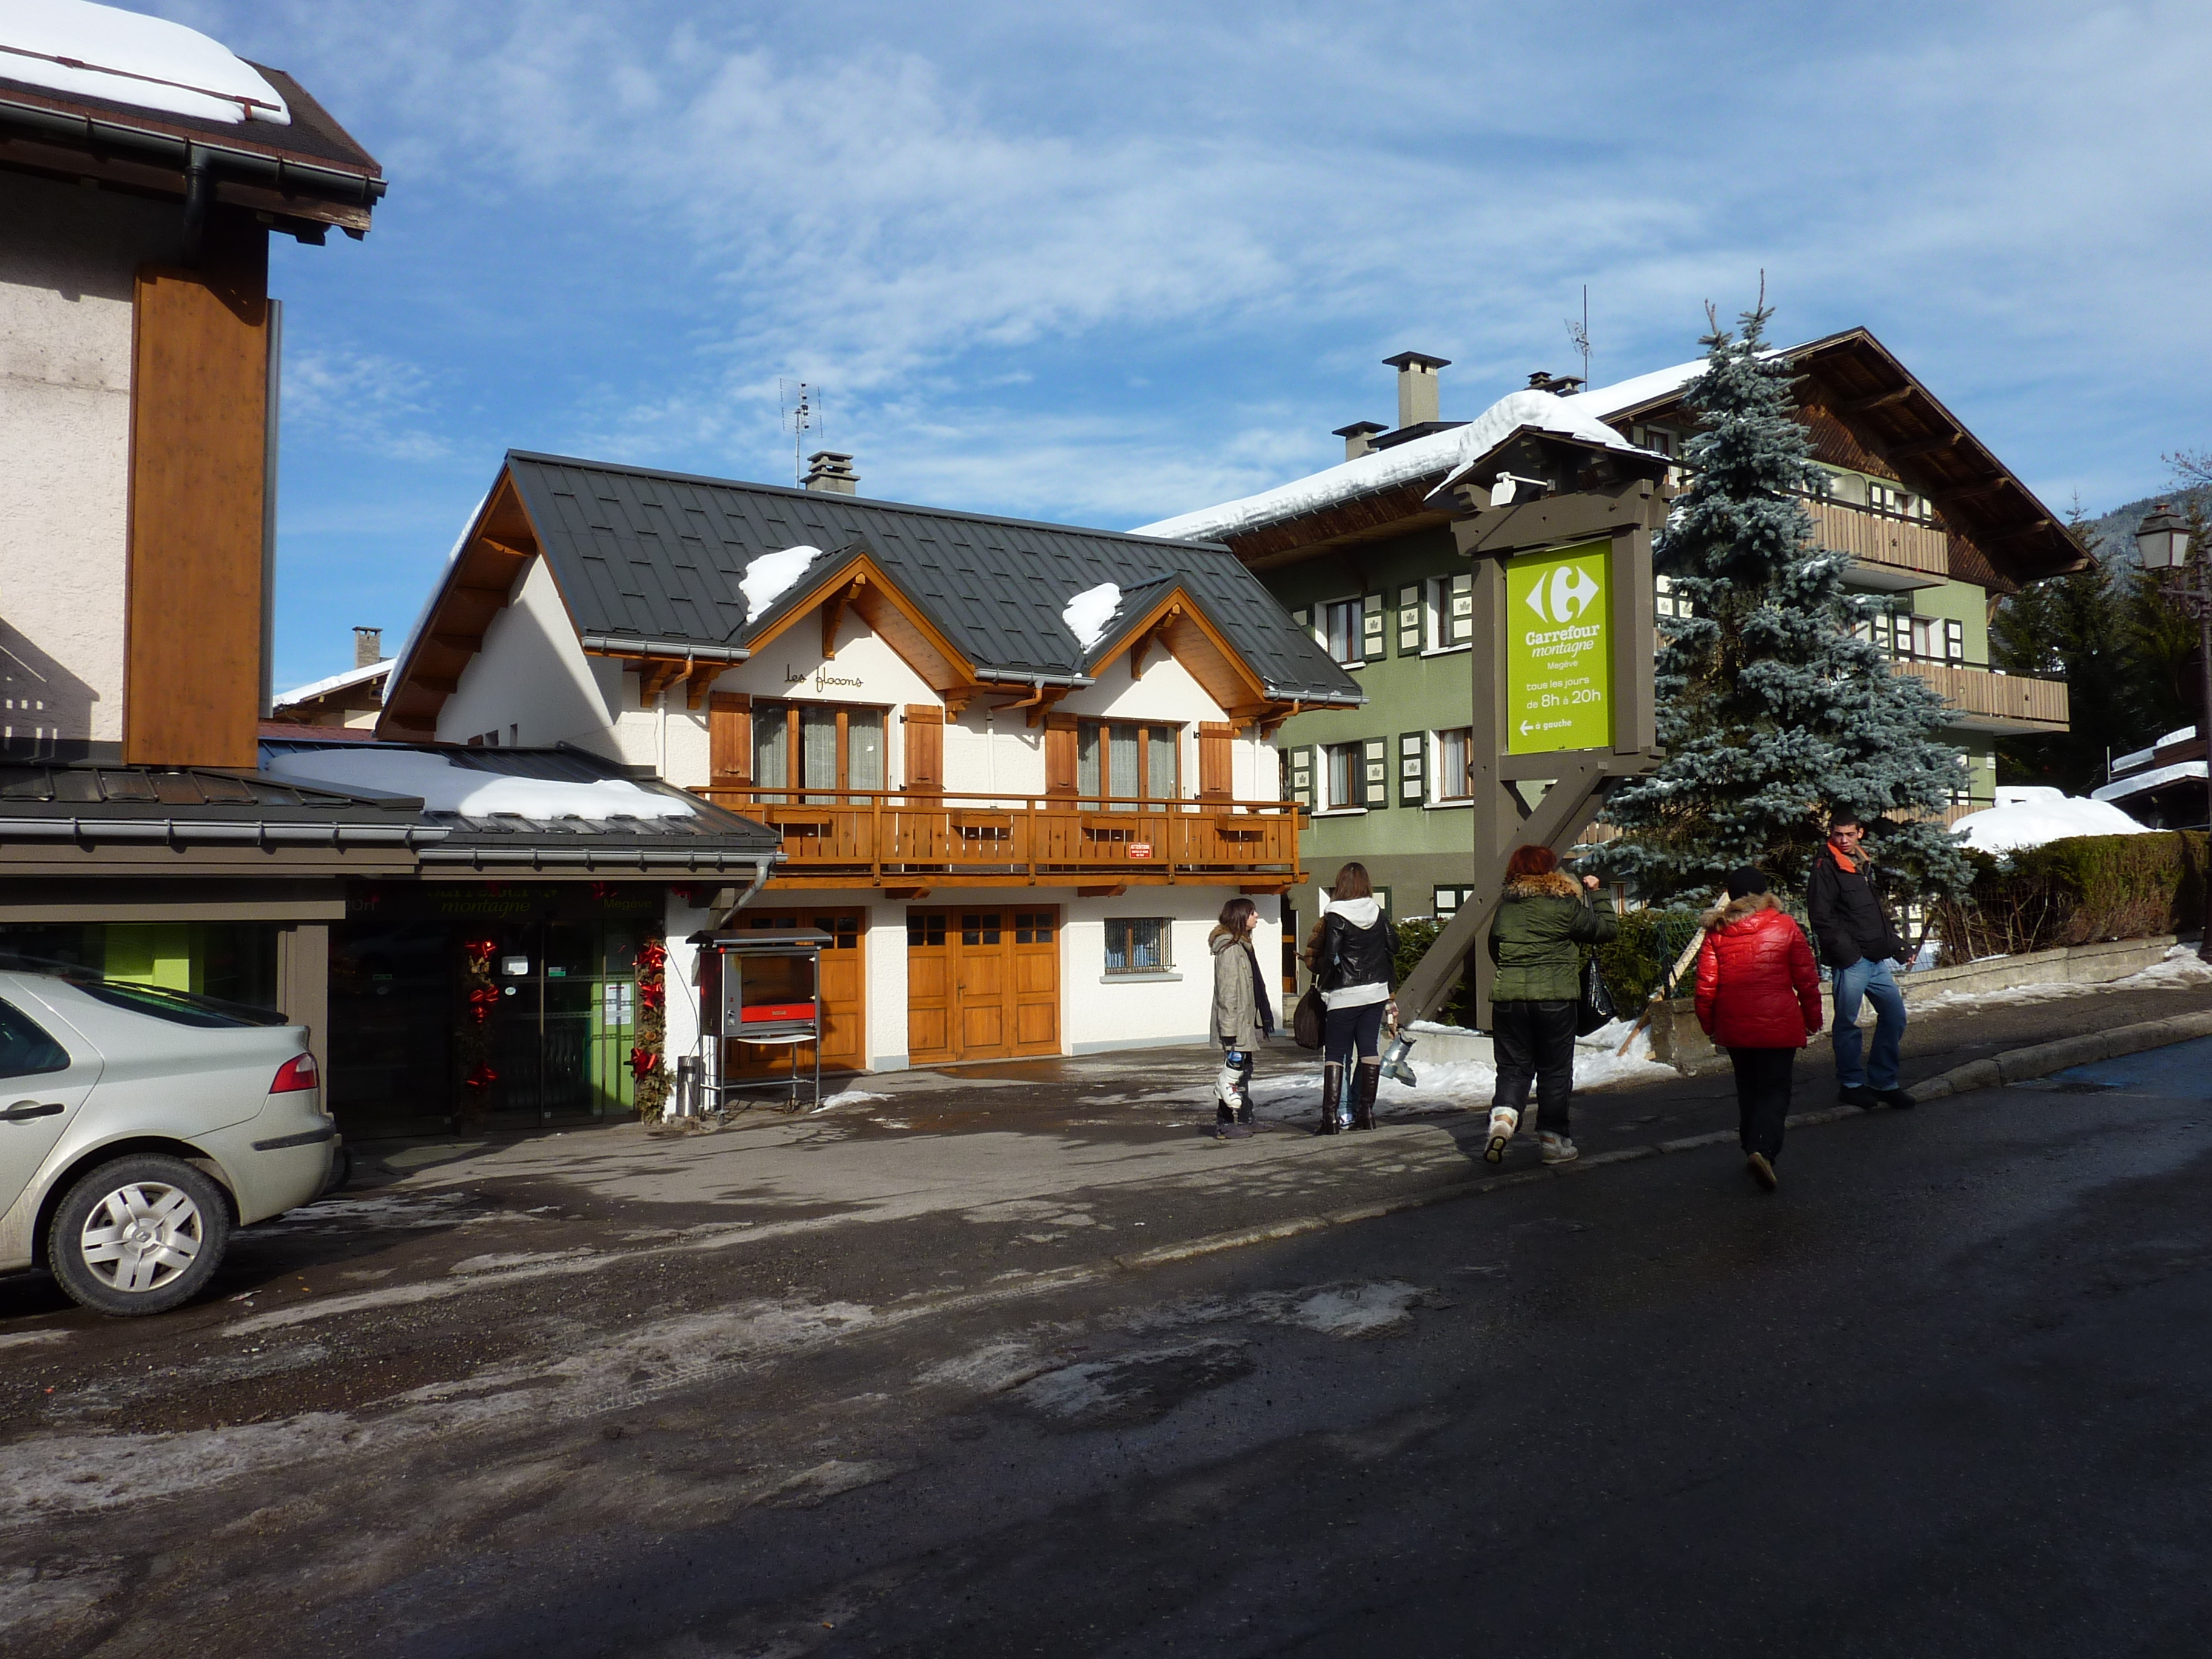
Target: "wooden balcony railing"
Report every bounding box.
[1895,660,2070,732]
[692,787,1306,888]
[1803,496,1951,580]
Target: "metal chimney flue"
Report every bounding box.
[1382,350,1450,429]
[803,451,859,494]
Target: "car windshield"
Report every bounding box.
[0,954,287,1030]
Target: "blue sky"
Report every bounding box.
[146,1,2212,692]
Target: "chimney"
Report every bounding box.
[803,451,859,494]
[1525,370,1585,395]
[354,626,382,668]
[1333,421,1387,461]
[1382,350,1449,429]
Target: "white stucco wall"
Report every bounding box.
[1059,888,1235,1053]
[434,555,622,756]
[0,171,182,753]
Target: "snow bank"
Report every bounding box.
[1062,583,1122,649]
[1911,943,2212,1014]
[740,544,826,618]
[1244,1021,1670,1124]
[263,748,696,820]
[1951,788,2151,853]
[0,0,292,125]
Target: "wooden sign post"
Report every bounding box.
[1395,437,1672,1028]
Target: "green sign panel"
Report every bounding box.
[1506,539,1613,754]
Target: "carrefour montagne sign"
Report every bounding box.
[1505,539,1613,754]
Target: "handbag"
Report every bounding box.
[1293,985,1327,1050]
[1575,954,1618,1037]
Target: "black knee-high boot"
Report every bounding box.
[1315,1064,1343,1134]
[1351,1061,1379,1130]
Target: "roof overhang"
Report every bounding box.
[378,472,545,742]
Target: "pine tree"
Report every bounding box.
[1584,299,1972,903]
[1989,509,2151,793]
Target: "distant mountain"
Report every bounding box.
[2076,486,2212,571]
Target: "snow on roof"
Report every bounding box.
[0,0,291,126]
[272,659,391,709]
[262,748,697,820]
[740,543,827,618]
[1132,371,1680,546]
[2110,727,2200,776]
[2092,760,2207,804]
[1951,791,2153,853]
[1061,583,1121,650]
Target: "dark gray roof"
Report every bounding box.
[255,739,783,873]
[502,451,1363,704]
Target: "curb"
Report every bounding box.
[1906,1008,2212,1102]
[1105,1010,2212,1279]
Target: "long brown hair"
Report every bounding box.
[1212,896,1259,942]
[1327,862,1373,900]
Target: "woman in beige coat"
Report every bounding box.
[1208,897,1275,1141]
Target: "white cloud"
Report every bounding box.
[282,347,451,463]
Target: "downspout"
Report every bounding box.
[181,146,213,267]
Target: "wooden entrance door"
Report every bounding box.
[719,911,866,1076]
[906,907,1059,1064]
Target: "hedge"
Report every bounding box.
[1933,831,2208,962]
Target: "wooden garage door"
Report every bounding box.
[720,911,866,1076]
[907,907,1059,1065]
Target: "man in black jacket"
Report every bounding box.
[1806,813,1913,1111]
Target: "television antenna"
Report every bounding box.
[1564,286,1592,389]
[779,379,820,486]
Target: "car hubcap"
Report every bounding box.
[79,1182,203,1294]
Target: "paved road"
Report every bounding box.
[8,1029,2212,1657]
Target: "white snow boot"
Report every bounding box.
[1483,1106,1519,1165]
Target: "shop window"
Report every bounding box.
[750,700,888,802]
[1104,917,1171,974]
[1077,720,1180,809]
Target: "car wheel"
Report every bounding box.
[47,1155,232,1316]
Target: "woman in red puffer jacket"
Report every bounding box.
[1694,865,1823,1193]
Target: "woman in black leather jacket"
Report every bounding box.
[1301,862,1396,1134]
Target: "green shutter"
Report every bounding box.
[1447,572,1475,646]
[1287,744,1314,808]
[1396,585,1423,655]
[1361,593,1388,663]
[1398,731,1426,806]
[1362,736,1389,809]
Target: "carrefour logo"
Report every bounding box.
[1526,562,1603,626]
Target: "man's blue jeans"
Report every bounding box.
[1831,956,1906,1091]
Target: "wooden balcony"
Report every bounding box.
[1897,659,2069,734]
[692,787,1306,891]
[1804,497,1951,589]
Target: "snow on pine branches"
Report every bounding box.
[1585,298,1971,905]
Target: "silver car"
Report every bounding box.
[0,969,334,1316]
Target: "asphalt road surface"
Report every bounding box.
[8,1038,2212,1657]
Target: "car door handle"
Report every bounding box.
[4,1100,66,1122]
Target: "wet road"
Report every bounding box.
[9,1039,2212,1657]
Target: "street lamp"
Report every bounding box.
[2137,501,2212,960]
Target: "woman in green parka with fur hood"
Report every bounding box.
[1484,844,1617,1167]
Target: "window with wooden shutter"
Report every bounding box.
[708,693,751,791]
[1044,711,1078,797]
[1362,736,1389,809]
[1362,594,1388,662]
[1197,722,1236,800]
[1287,744,1315,808]
[1944,618,1965,663]
[1396,586,1423,654]
[1398,731,1426,806]
[903,705,944,794]
[1427,572,1475,648]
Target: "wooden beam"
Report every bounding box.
[1888,431,1963,461]
[1076,884,1127,898]
[1026,686,1070,728]
[820,577,865,660]
[636,660,686,702]
[885,886,932,900]
[685,662,722,710]
[1844,386,1915,415]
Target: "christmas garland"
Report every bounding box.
[631,937,669,1119]
[458,936,498,1111]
